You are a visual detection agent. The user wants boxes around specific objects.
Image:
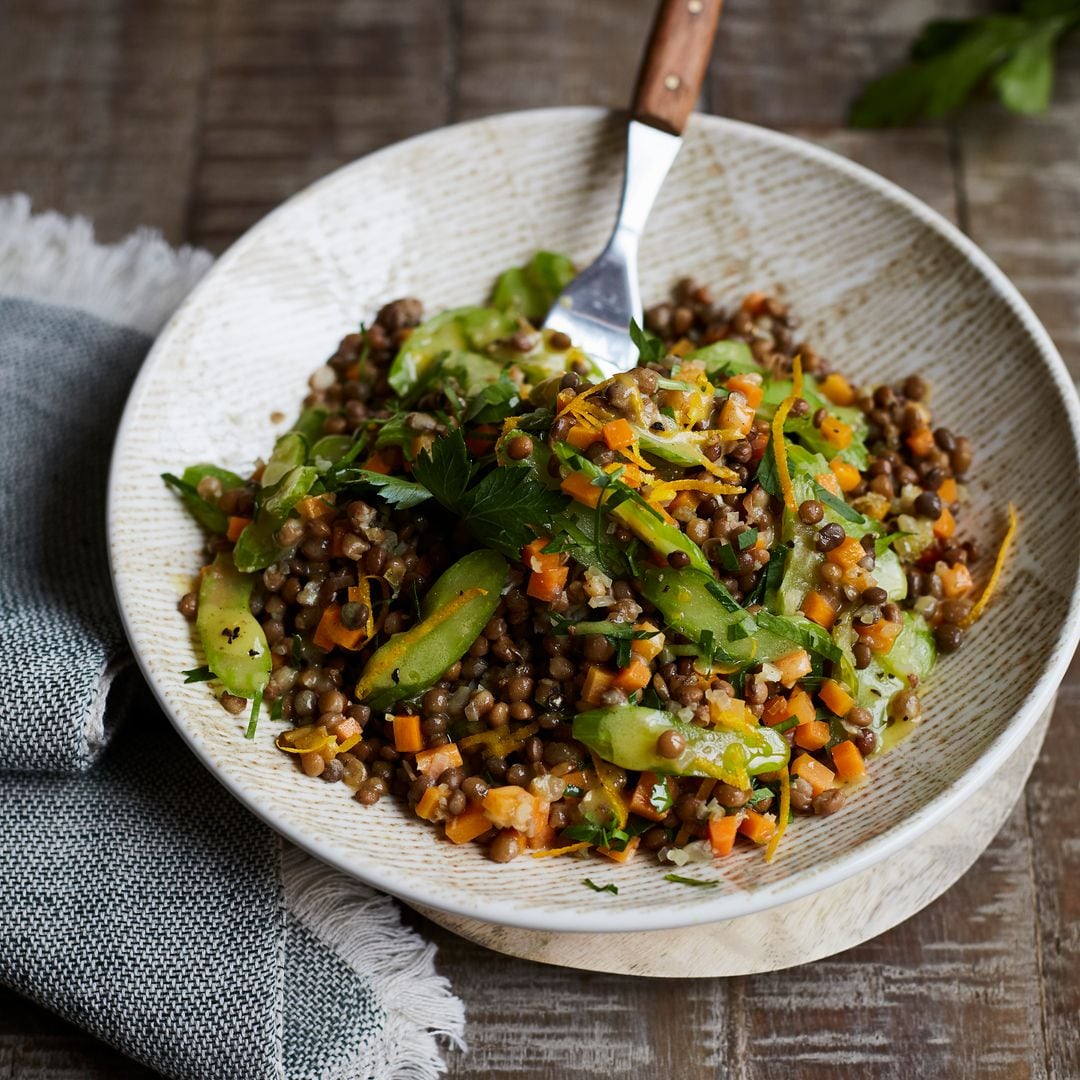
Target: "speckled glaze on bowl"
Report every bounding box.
[108,108,1080,933]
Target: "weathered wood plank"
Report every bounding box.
[188,0,455,250]
[0,0,212,244]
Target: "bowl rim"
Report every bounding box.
[108,105,1080,932]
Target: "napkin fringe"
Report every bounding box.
[0,194,212,334]
[283,846,466,1079]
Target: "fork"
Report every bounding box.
[543,0,724,373]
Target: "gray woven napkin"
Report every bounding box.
[0,195,464,1080]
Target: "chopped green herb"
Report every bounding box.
[664,873,719,888]
[747,786,777,807]
[813,483,868,525]
[244,688,264,740]
[333,469,432,509]
[629,318,666,365]
[582,878,619,895]
[649,779,674,815]
[737,528,759,550]
[181,665,215,684]
[756,441,781,497]
[774,717,799,733]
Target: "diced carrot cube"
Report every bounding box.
[527,567,568,602]
[362,450,396,475]
[613,657,652,693]
[794,719,831,750]
[774,649,812,688]
[826,535,866,570]
[938,477,958,503]
[762,695,792,727]
[708,814,740,857]
[792,753,836,795]
[630,622,665,662]
[814,471,842,497]
[581,665,615,705]
[831,739,866,781]
[561,470,601,509]
[329,716,361,743]
[830,458,861,493]
[738,809,777,845]
[906,427,935,457]
[802,590,837,629]
[725,373,764,409]
[720,392,756,436]
[933,505,956,540]
[522,537,563,573]
[313,603,368,652]
[415,743,463,778]
[295,495,335,521]
[526,799,552,849]
[483,787,543,834]
[819,373,856,407]
[566,424,601,451]
[597,836,640,863]
[445,803,492,844]
[818,678,855,717]
[855,617,903,654]
[629,771,675,822]
[937,561,974,598]
[415,785,443,821]
[392,714,424,753]
[527,819,557,851]
[787,688,817,726]
[602,418,635,451]
[226,516,251,542]
[819,415,853,450]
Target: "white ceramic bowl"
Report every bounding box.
[109,108,1080,932]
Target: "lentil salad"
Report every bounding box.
[166,254,1015,871]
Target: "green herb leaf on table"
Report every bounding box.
[850,3,1080,127]
[582,878,619,895]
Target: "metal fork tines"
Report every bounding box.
[543,120,683,374]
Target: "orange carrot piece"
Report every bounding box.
[855,617,903,654]
[792,753,836,795]
[937,561,974,598]
[415,743,463,778]
[561,470,601,509]
[566,424,602,451]
[826,535,866,570]
[933,505,956,540]
[738,809,777,845]
[724,373,764,409]
[295,495,335,521]
[815,471,842,497]
[226,516,251,542]
[906,427,935,457]
[581,665,615,705]
[630,622,665,662]
[613,657,651,693]
[526,566,569,602]
[774,649,812,688]
[787,688,817,726]
[761,696,792,727]
[392,714,424,754]
[819,373,855,407]
[720,392,755,436]
[602,418,635,450]
[313,603,368,652]
[522,537,562,573]
[831,740,866,781]
[597,836,640,863]
[794,719,831,751]
[802,589,838,629]
[629,771,674,822]
[415,785,443,821]
[362,450,395,475]
[819,415,853,449]
[708,814,740,857]
[818,678,855,717]
[444,803,492,844]
[938,476,958,503]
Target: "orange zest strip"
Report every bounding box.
[530,841,591,858]
[772,355,803,512]
[764,766,790,863]
[963,503,1018,627]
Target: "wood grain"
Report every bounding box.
[632,0,724,135]
[1,0,1078,1077]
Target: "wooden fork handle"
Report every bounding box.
[631,0,723,136]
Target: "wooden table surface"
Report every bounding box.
[2,1,1078,1076]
